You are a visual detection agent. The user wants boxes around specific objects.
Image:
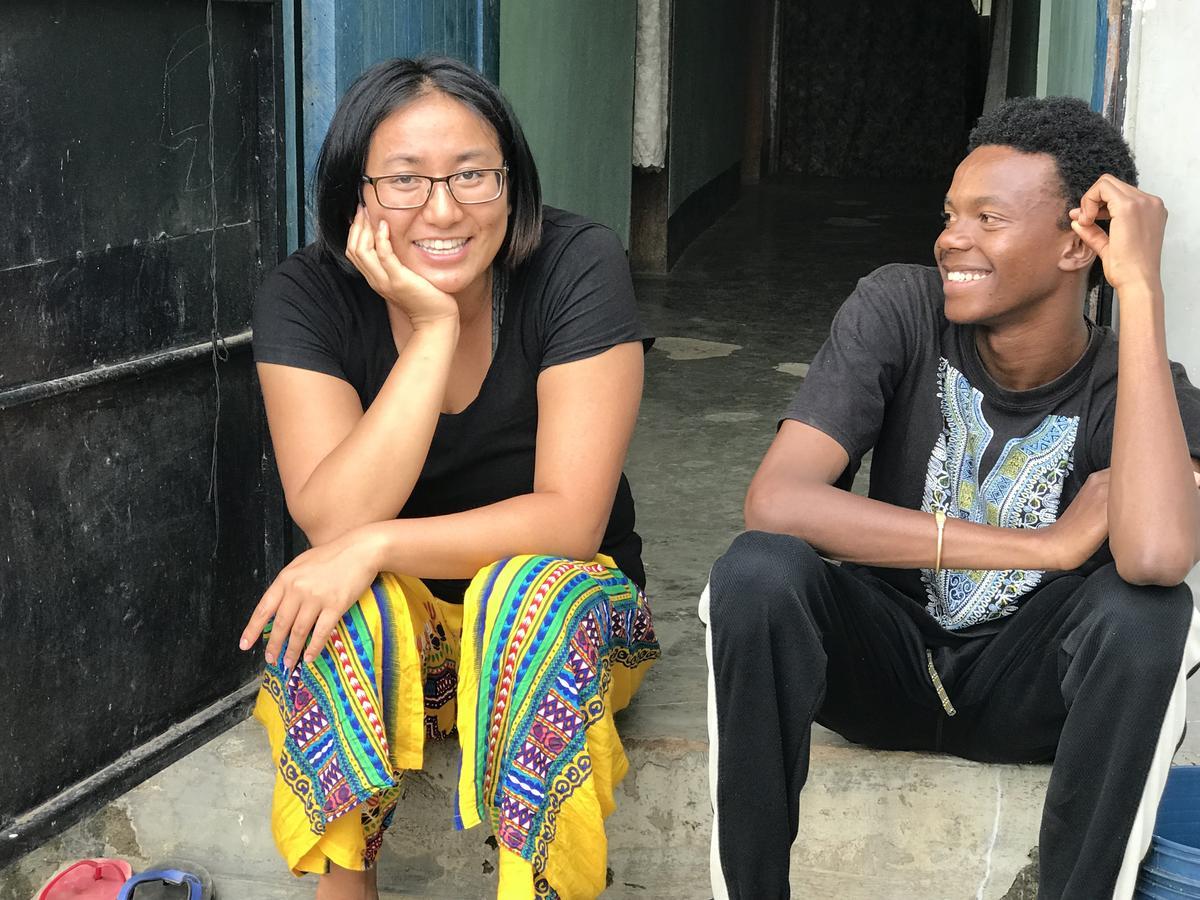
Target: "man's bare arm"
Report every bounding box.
[745,420,1110,572]
[1071,176,1200,585]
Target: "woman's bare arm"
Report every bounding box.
[244,342,645,669]
[262,209,463,546]
[259,319,456,545]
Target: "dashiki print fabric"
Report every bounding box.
[920,358,1079,630]
[253,556,658,900]
[456,555,659,898]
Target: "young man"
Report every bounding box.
[703,96,1200,899]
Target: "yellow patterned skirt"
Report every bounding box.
[254,554,659,899]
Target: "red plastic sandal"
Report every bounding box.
[35,858,134,900]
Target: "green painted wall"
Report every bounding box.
[668,0,748,215]
[1037,0,1097,100]
[499,2,636,244]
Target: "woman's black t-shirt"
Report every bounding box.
[252,206,650,601]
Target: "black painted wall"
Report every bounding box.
[778,0,986,181]
[0,0,289,856]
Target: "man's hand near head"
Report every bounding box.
[1070,174,1200,585]
[1069,174,1167,298]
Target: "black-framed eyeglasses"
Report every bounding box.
[360,166,508,210]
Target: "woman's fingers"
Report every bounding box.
[350,206,382,263]
[347,211,393,290]
[346,213,375,280]
[241,578,352,669]
[239,581,284,651]
[283,601,322,671]
[304,608,344,664]
[349,215,425,307]
[263,591,302,666]
[241,534,372,668]
[345,206,368,262]
[374,219,414,285]
[375,219,394,260]
[352,207,377,261]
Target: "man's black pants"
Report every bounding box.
[704,530,1199,899]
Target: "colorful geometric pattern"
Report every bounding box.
[259,558,657,892]
[455,556,660,893]
[261,602,396,833]
[921,357,1079,629]
[360,784,402,868]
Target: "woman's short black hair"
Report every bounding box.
[313,56,542,272]
[968,96,1136,290]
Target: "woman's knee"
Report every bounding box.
[471,555,621,626]
[476,554,592,577]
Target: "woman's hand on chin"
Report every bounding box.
[239,523,386,671]
[345,205,461,329]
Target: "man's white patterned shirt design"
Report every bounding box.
[920,358,1079,629]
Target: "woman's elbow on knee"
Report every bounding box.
[576,525,607,562]
[551,518,606,563]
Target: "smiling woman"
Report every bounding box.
[354,91,511,303]
[243,57,659,900]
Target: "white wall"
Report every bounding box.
[1121,0,1200,592]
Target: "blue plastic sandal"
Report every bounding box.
[116,860,213,900]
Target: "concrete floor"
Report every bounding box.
[6,177,1200,899]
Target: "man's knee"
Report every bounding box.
[708,531,826,627]
[1091,563,1191,625]
[1074,564,1195,677]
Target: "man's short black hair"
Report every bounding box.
[968,96,1138,221]
[968,96,1137,290]
[313,56,542,273]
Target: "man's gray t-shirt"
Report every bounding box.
[785,263,1200,631]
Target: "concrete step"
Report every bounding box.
[1,694,1055,900]
[12,635,1200,900]
[9,580,1200,900]
[8,555,1200,899]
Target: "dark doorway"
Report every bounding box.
[772,0,987,185]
